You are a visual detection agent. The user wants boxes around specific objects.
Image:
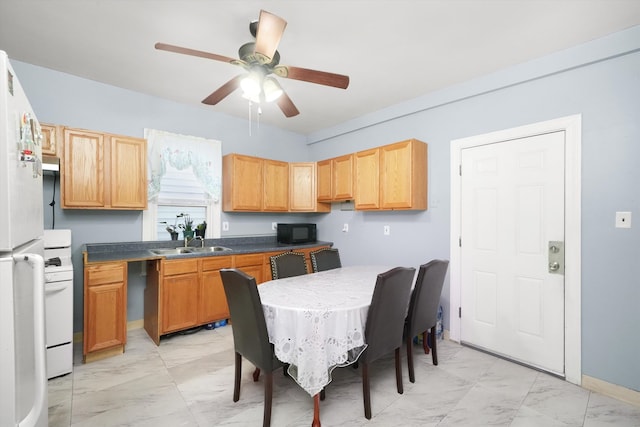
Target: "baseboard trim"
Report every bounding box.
[73,319,146,344]
[582,375,640,407]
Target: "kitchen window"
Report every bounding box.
[142,129,222,241]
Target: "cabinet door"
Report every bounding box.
[380,139,427,210]
[355,148,380,210]
[162,272,200,333]
[84,282,126,353]
[200,270,229,323]
[40,123,58,156]
[316,159,332,202]
[223,154,263,211]
[110,135,147,209]
[62,128,105,208]
[84,262,127,355]
[290,162,330,212]
[200,257,232,323]
[263,159,289,211]
[332,154,354,201]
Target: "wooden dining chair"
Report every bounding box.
[220,268,286,427]
[359,266,415,419]
[404,260,449,383]
[309,248,342,273]
[269,251,308,280]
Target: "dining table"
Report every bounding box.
[258,265,391,427]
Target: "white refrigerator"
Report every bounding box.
[0,50,48,427]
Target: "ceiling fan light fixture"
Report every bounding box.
[240,72,262,98]
[263,76,283,102]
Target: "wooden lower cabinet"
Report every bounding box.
[233,253,266,284]
[144,256,233,345]
[83,262,127,362]
[143,246,330,345]
[200,257,233,323]
[162,259,200,334]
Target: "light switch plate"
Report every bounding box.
[383,225,390,235]
[615,212,631,228]
[272,222,277,231]
[222,221,229,231]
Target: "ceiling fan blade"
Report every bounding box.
[254,10,287,62]
[155,42,240,65]
[274,65,349,89]
[202,75,243,105]
[277,91,300,117]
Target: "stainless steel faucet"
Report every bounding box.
[185,235,205,247]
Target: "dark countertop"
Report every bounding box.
[82,236,333,264]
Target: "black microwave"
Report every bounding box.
[277,223,317,244]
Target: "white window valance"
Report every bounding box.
[145,128,222,202]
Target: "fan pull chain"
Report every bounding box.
[248,100,252,136]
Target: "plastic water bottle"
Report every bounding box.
[436,305,444,340]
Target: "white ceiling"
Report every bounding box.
[1,1,639,135]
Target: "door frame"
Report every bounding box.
[450,114,582,385]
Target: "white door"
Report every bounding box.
[460,131,565,375]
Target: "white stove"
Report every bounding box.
[43,229,73,379]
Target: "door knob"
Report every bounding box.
[549,262,560,272]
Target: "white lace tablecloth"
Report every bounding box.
[258,265,390,396]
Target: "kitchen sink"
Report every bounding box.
[189,246,232,253]
[150,247,195,255]
[150,246,232,255]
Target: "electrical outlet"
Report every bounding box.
[383,225,390,235]
[222,221,229,231]
[615,211,631,228]
[342,223,349,232]
[272,222,277,231]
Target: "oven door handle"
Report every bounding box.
[45,283,70,293]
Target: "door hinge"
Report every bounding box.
[459,164,462,176]
[458,307,462,318]
[459,237,462,247]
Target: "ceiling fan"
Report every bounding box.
[155,10,350,117]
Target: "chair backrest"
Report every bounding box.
[220,268,276,371]
[363,266,416,363]
[310,248,342,273]
[270,251,308,280]
[406,260,449,338]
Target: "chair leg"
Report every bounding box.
[406,335,415,383]
[263,372,273,427]
[395,347,403,394]
[423,331,430,354]
[253,367,261,382]
[233,352,242,402]
[430,326,438,366]
[362,362,372,419]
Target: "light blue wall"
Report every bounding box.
[12,24,640,392]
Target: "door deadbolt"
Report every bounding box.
[548,241,564,275]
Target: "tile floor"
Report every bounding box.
[48,326,640,426]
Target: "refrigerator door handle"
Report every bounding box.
[14,253,46,427]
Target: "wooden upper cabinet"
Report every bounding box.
[223,153,263,211]
[379,139,428,210]
[290,162,330,212]
[316,159,332,202]
[111,135,147,209]
[263,159,289,211]
[61,127,147,210]
[354,139,428,211]
[40,123,59,156]
[223,154,327,213]
[332,154,354,201]
[316,154,354,202]
[354,148,380,210]
[62,128,105,208]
